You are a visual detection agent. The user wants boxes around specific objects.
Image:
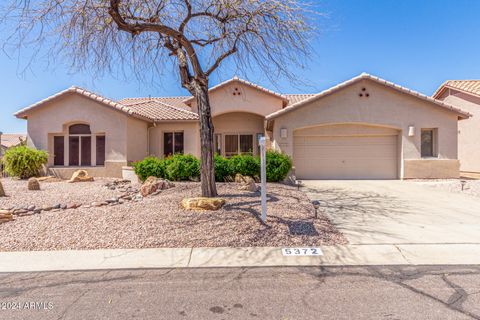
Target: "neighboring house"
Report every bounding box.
[14,73,469,180]
[0,133,26,156]
[433,80,480,174]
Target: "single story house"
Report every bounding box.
[433,80,480,174]
[14,73,469,180]
[0,133,26,157]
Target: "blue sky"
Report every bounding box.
[1,0,480,133]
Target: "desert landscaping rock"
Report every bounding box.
[140,177,175,197]
[68,170,94,183]
[27,177,41,191]
[181,197,226,211]
[0,180,5,197]
[0,181,346,251]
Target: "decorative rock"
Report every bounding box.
[67,203,80,209]
[106,198,119,204]
[52,204,61,209]
[234,173,246,183]
[41,205,53,211]
[0,209,13,215]
[140,177,174,197]
[238,178,259,192]
[27,178,41,191]
[0,212,13,224]
[181,197,226,211]
[13,209,28,215]
[118,199,124,204]
[91,201,107,207]
[0,180,5,197]
[27,205,36,211]
[68,170,94,183]
[60,204,68,210]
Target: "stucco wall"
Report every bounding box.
[271,79,460,179]
[190,81,284,117]
[149,122,200,158]
[126,117,149,163]
[439,90,480,173]
[26,93,131,165]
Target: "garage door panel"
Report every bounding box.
[293,134,398,179]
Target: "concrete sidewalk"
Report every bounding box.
[2,244,480,273]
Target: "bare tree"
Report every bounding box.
[1,0,314,197]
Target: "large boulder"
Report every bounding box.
[140,176,175,197]
[27,177,41,191]
[0,180,5,197]
[181,197,226,211]
[68,170,94,183]
[238,177,259,192]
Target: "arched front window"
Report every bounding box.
[52,123,105,167]
[68,124,92,166]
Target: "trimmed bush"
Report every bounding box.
[132,156,165,182]
[229,154,260,178]
[164,154,200,181]
[214,154,234,182]
[2,145,48,179]
[265,151,292,182]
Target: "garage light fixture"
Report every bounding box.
[280,128,288,139]
[408,126,415,137]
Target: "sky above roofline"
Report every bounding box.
[1,0,480,133]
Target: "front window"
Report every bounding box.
[53,124,105,167]
[421,129,437,158]
[224,134,254,157]
[164,132,184,157]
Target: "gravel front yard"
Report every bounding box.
[408,179,480,198]
[0,178,346,251]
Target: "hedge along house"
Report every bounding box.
[14,73,469,180]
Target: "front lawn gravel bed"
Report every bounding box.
[0,179,347,251]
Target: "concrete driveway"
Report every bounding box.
[303,180,480,245]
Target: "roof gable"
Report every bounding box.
[14,86,146,120]
[182,77,289,106]
[433,80,480,99]
[267,73,470,120]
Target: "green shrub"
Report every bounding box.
[265,151,292,182]
[2,145,48,179]
[229,154,260,177]
[214,154,234,182]
[132,156,165,181]
[164,154,200,181]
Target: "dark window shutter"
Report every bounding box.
[53,136,64,166]
[96,136,106,166]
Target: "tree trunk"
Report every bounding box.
[193,82,218,197]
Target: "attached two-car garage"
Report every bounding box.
[293,124,399,179]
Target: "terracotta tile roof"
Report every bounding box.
[1,133,26,148]
[14,86,150,121]
[433,80,480,98]
[267,73,471,120]
[182,76,289,105]
[285,94,317,106]
[119,96,191,110]
[124,99,199,121]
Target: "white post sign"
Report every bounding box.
[259,137,267,222]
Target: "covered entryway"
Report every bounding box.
[293,124,399,179]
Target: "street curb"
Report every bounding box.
[1,244,480,273]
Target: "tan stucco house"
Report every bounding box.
[14,73,469,180]
[433,80,480,175]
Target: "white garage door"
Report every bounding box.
[293,135,398,179]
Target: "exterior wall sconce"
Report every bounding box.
[280,128,288,139]
[408,126,415,137]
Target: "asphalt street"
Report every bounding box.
[0,265,479,319]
